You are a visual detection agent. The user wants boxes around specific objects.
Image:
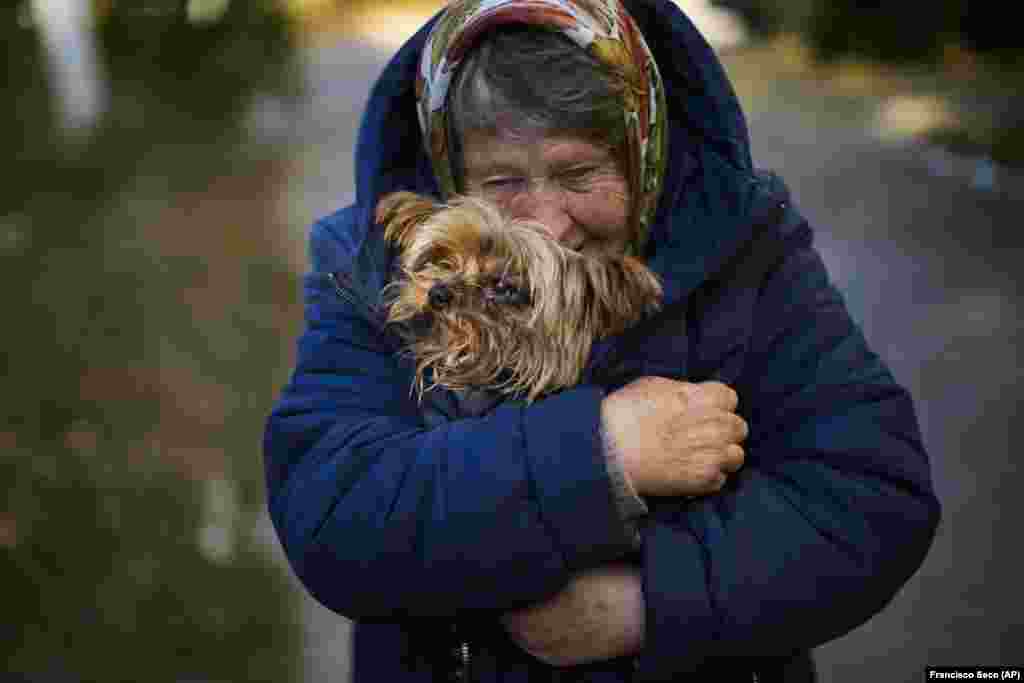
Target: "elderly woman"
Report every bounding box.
[263,0,941,680]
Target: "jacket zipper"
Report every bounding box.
[326,270,390,331]
[330,271,470,681]
[456,640,471,681]
[326,271,362,311]
[447,620,471,683]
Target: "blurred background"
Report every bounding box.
[2,1,1020,681]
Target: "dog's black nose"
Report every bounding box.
[428,283,453,308]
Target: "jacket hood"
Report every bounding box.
[349,0,789,310]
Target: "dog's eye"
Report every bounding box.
[489,281,529,305]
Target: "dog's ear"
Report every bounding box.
[376,192,439,250]
[621,256,664,315]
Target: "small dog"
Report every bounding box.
[377,191,663,404]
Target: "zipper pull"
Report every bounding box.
[326,271,352,301]
[326,271,386,327]
[446,640,471,682]
[458,641,471,681]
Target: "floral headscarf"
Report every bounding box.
[416,0,668,255]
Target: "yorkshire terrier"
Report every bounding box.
[377,191,663,404]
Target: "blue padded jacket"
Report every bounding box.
[263,1,941,680]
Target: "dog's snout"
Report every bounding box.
[428,283,453,308]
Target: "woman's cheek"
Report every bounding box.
[572,183,630,240]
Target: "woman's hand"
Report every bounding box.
[500,562,644,667]
[601,377,747,497]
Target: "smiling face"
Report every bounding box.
[461,129,632,258]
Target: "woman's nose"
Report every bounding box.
[511,187,579,245]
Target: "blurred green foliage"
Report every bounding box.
[713,0,1023,166]
[3,1,306,680]
[95,0,300,137]
[713,0,1023,66]
[803,0,961,64]
[709,0,815,40]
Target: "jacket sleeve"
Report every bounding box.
[636,232,941,679]
[262,223,637,622]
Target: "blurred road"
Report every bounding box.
[744,85,1024,678]
[270,36,1023,683]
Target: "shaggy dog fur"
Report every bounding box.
[378,191,663,403]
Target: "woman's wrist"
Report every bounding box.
[600,420,648,547]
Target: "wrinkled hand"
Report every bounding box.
[500,563,644,667]
[601,377,747,497]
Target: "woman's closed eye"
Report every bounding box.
[482,177,528,192]
[481,169,600,195]
[559,165,599,191]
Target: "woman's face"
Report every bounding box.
[461,129,631,257]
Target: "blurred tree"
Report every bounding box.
[94,0,298,141]
[710,0,1023,67]
[801,0,1024,66]
[709,0,815,40]
[804,0,953,64]
[959,3,1022,65]
[3,1,305,681]
[3,0,61,214]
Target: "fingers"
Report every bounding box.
[625,377,739,414]
[681,413,749,450]
[680,380,739,412]
[721,444,745,474]
[700,443,745,480]
[609,376,749,498]
[680,449,742,497]
[719,412,748,443]
[684,460,729,496]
